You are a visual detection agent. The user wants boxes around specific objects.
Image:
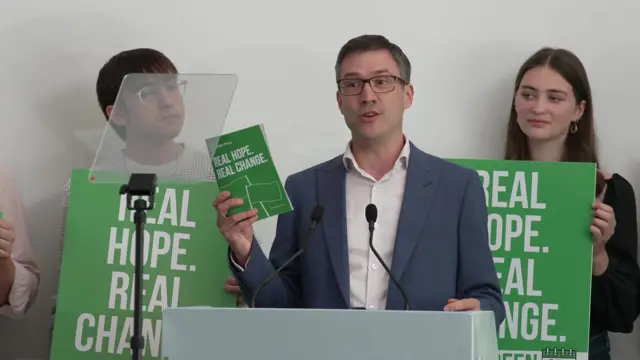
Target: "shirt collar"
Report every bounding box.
[342,136,410,171]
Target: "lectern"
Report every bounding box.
[161,307,498,360]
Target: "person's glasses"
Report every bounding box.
[337,75,405,96]
[137,79,187,106]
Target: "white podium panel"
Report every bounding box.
[161,307,499,360]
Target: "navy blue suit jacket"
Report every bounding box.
[231,142,505,326]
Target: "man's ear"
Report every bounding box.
[336,91,344,115]
[106,105,127,127]
[404,84,414,109]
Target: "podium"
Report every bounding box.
[161,307,499,360]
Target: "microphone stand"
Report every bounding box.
[251,221,319,308]
[119,173,157,360]
[251,205,324,308]
[367,221,411,310]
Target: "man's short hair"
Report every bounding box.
[334,34,411,82]
[95,48,178,139]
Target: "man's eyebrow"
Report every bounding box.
[341,72,361,79]
[372,69,392,75]
[341,69,394,79]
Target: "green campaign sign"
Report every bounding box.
[207,124,293,220]
[450,159,596,360]
[51,168,236,360]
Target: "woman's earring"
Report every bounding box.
[569,121,578,134]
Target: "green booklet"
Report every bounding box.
[50,169,236,360]
[206,124,293,220]
[448,159,595,360]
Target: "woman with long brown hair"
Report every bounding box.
[505,47,640,360]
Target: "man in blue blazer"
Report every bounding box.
[215,34,505,326]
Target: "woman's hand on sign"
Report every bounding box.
[591,200,615,275]
[214,191,258,265]
[0,218,15,266]
[591,200,616,253]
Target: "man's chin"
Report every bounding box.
[352,130,386,143]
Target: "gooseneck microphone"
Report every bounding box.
[251,205,324,308]
[365,203,411,310]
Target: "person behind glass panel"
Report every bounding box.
[52,48,219,333]
[504,47,640,360]
[0,166,40,318]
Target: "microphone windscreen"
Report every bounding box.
[311,205,324,222]
[365,204,377,223]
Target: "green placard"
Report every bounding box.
[50,168,236,359]
[449,159,595,360]
[207,124,293,220]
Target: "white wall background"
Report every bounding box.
[1,0,639,358]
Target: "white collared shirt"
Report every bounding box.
[342,140,409,309]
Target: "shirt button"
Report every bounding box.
[368,305,375,309]
[371,264,377,270]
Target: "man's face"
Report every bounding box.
[336,49,413,142]
[113,75,186,142]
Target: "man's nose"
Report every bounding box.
[359,82,377,103]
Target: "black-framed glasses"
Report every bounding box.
[136,79,187,106]
[337,75,406,96]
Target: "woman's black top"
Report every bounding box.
[590,173,640,336]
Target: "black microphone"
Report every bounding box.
[365,203,410,310]
[251,205,324,308]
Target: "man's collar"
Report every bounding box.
[342,136,410,170]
